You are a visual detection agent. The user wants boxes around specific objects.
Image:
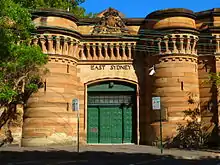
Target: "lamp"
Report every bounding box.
[149,65,156,76]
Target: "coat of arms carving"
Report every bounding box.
[92,8,130,34]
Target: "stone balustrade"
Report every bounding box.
[31,34,80,58]
[79,42,135,60]
[30,34,136,61]
[153,34,199,55]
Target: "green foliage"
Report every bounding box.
[13,0,95,18]
[165,109,209,149]
[164,96,209,149]
[208,72,220,88]
[0,0,48,131]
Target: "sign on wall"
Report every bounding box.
[72,98,79,111]
[152,97,161,110]
[90,64,132,70]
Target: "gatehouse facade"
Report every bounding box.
[3,8,220,146]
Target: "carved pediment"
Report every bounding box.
[92,8,130,35]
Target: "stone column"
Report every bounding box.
[163,36,171,54]
[86,43,91,60]
[80,44,86,60]
[127,43,132,60]
[179,35,185,54]
[68,39,74,57]
[55,36,62,55]
[116,43,120,60]
[39,35,47,54]
[157,38,162,54]
[74,41,80,59]
[192,36,198,55]
[171,34,178,54]
[121,43,126,60]
[98,43,102,60]
[47,35,55,54]
[186,35,191,54]
[92,43,97,60]
[104,43,109,60]
[62,37,69,56]
[110,43,115,60]
[32,37,38,46]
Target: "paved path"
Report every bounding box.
[0,145,219,165]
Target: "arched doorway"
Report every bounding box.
[87,80,137,144]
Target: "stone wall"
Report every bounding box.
[12,8,220,146]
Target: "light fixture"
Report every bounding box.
[149,65,156,76]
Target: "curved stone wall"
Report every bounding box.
[21,31,82,146]
[146,8,196,30]
[143,8,200,144]
[151,56,199,138]
[21,56,80,146]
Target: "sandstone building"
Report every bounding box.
[2,8,220,147]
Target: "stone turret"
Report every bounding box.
[143,8,200,144]
[21,10,83,146]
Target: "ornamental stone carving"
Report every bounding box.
[92,8,130,34]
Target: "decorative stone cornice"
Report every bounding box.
[48,55,77,66]
[159,56,197,63]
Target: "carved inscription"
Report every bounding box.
[90,64,131,70]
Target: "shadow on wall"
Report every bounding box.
[132,20,162,145]
[197,42,220,148]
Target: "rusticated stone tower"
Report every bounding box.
[21,13,84,146]
[143,9,200,144]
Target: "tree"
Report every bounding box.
[0,0,48,144]
[13,0,96,18]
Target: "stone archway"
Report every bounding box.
[86,80,138,144]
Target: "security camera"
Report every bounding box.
[149,69,156,76]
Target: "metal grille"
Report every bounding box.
[88,95,133,105]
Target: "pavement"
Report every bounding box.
[0,145,219,165]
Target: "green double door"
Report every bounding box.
[87,96,134,144]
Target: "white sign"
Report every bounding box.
[72,98,79,111]
[152,97,161,110]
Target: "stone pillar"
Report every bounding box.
[86,43,91,60]
[164,36,171,54]
[104,43,109,60]
[62,37,69,56]
[68,39,74,57]
[39,35,47,54]
[179,35,185,54]
[55,36,62,55]
[121,43,126,60]
[127,43,132,60]
[91,43,97,60]
[116,43,120,60]
[171,34,178,54]
[186,35,191,54]
[110,43,115,60]
[32,37,38,46]
[47,35,55,54]
[98,43,102,60]
[157,38,162,54]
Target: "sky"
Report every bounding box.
[80,0,220,18]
